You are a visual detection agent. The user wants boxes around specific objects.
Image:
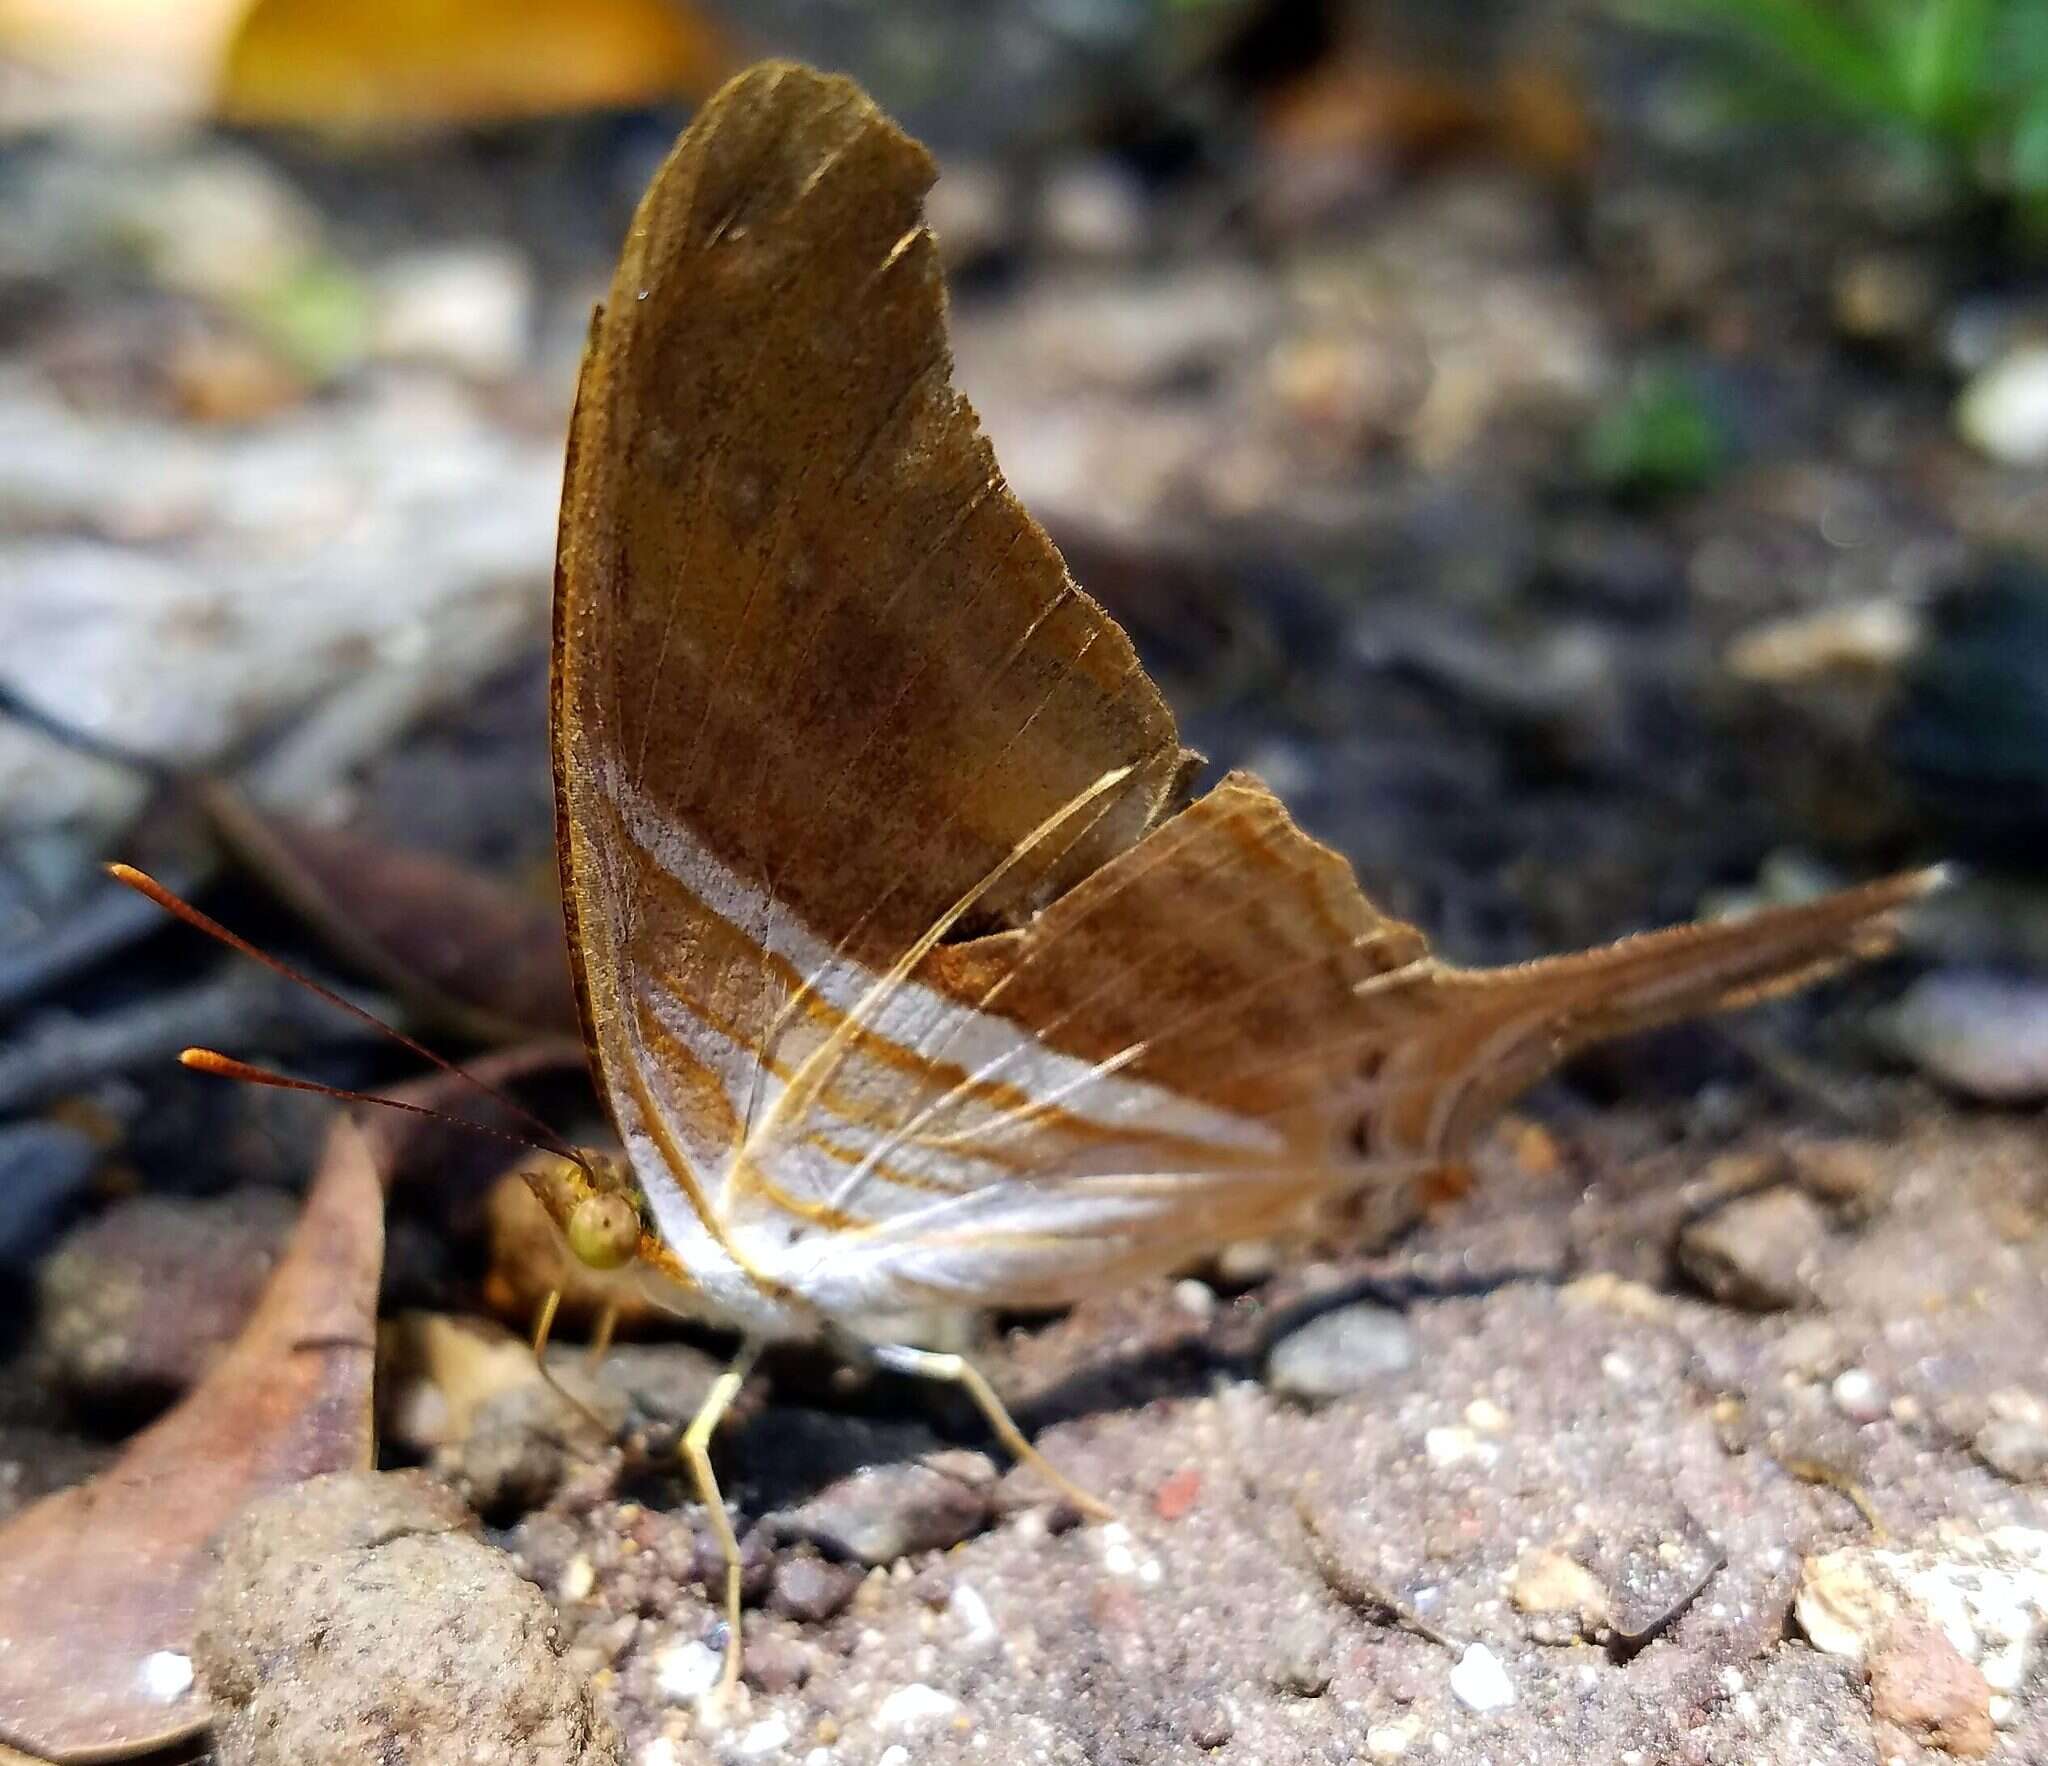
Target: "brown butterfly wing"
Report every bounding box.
[555,60,1936,1317]
[554,63,1197,1187]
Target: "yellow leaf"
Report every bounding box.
[219,0,730,130]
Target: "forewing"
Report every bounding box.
[553,63,1194,1234]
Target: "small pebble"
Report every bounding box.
[1424,1426,1488,1470]
[557,1556,597,1604]
[1172,1279,1217,1320]
[1215,1240,1280,1285]
[1832,1369,1887,1424]
[653,1640,721,1702]
[138,1650,193,1702]
[1266,1301,1416,1399]
[1787,1138,1884,1213]
[1510,1547,1610,1637]
[1448,1643,1515,1712]
[735,1717,792,1757]
[1187,1702,1234,1748]
[876,1683,959,1731]
[1884,971,2048,1102]
[1464,1398,1508,1433]
[742,1636,810,1696]
[1867,1619,1994,1758]
[1975,1412,2048,1485]
[1677,1188,1827,1311]
[1153,1468,1201,1522]
[1263,1614,1338,1696]
[1366,1719,1417,1758]
[776,1460,993,1566]
[769,1555,862,1624]
[1957,346,2048,465]
[950,1582,997,1649]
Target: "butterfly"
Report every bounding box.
[520,58,1941,1687]
[97,58,1926,1697]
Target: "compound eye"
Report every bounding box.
[566,1193,638,1270]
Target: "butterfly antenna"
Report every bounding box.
[180,1049,565,1158]
[106,862,587,1168]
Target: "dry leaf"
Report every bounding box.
[0,1117,380,1760]
[0,1049,561,1763]
[219,0,730,131]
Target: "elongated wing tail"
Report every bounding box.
[1368,868,1944,1162]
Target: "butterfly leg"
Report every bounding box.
[682,1339,764,1694]
[869,1343,1113,1521]
[583,1299,620,1373]
[529,1287,614,1435]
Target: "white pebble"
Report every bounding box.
[1449,1642,1516,1712]
[1366,1718,1416,1757]
[737,1718,791,1756]
[1601,1353,1635,1384]
[878,1682,961,1731]
[138,1651,193,1702]
[1464,1398,1508,1433]
[558,1554,596,1602]
[1957,347,2048,465]
[639,1741,680,1766]
[1832,1368,1886,1424]
[653,1639,722,1701]
[1425,1426,1492,1469]
[1099,1522,1140,1576]
[878,1750,911,1766]
[1990,1694,2015,1727]
[951,1582,998,1649]
[1172,1278,1217,1319]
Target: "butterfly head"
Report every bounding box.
[524,1148,647,1274]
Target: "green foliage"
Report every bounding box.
[1627,0,2048,213]
[1583,363,1731,498]
[243,257,373,382]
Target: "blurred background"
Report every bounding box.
[2,0,2046,1372]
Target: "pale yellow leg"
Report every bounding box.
[682,1341,763,1694]
[529,1287,609,1434]
[530,1286,562,1356]
[583,1300,620,1373]
[872,1343,1113,1520]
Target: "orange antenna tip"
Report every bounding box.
[106,855,583,1163]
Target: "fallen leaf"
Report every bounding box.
[219,0,730,130]
[0,1049,564,1762]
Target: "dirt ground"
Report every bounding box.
[3,4,2047,1764]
